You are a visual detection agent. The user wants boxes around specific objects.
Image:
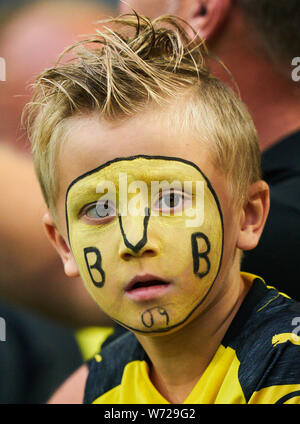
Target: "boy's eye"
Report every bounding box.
[80,200,116,224]
[153,190,192,214]
[160,192,181,209]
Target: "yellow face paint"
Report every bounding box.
[66,156,224,333]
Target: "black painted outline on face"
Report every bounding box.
[65,155,224,334]
[118,207,150,254]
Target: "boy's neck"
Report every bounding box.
[135,272,249,404]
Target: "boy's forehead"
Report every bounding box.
[58,106,217,205]
[66,156,208,195]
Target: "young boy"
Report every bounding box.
[26,14,300,404]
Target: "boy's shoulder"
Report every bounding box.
[225,274,300,344]
[223,274,300,403]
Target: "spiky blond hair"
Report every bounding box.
[25,13,261,217]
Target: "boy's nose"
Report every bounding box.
[118,210,159,260]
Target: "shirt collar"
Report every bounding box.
[221,274,268,347]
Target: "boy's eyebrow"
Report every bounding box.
[65,155,223,222]
[70,168,203,193]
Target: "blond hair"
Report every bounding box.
[25,13,261,216]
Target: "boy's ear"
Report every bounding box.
[185,0,232,41]
[237,181,270,251]
[43,212,80,278]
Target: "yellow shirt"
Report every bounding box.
[84,274,300,404]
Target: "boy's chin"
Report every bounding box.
[114,311,195,336]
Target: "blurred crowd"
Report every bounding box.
[0,0,117,403]
[0,0,300,404]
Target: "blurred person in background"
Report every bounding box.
[0,0,115,403]
[0,0,115,326]
[119,0,300,300]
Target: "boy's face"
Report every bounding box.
[55,108,241,334]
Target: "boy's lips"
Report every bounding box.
[125,273,171,301]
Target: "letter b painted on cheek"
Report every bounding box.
[191,232,211,278]
[0,57,6,81]
[83,246,105,288]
